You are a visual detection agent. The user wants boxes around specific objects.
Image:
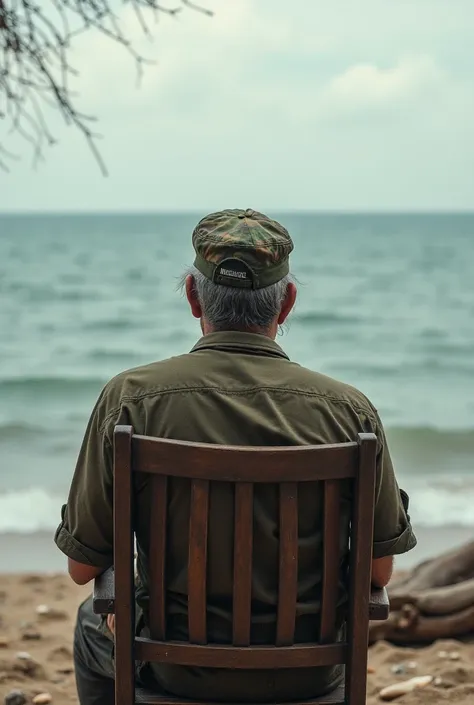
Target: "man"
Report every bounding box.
[55,208,416,704]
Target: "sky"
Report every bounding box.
[1,0,474,212]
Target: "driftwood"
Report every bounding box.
[369,540,474,644]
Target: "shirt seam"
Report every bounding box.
[190,345,288,360]
[99,386,377,436]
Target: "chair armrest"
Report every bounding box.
[92,571,389,620]
[93,567,115,615]
[369,586,390,621]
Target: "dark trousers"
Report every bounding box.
[74,595,167,705]
[74,595,120,705]
[74,595,162,705]
[74,595,116,705]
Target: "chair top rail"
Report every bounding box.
[130,434,364,482]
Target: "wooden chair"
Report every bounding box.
[93,425,389,705]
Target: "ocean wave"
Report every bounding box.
[4,282,99,303]
[83,318,144,332]
[0,376,106,395]
[331,358,474,379]
[0,422,47,441]
[0,418,88,445]
[0,488,64,533]
[292,311,355,325]
[406,482,474,528]
[87,348,144,362]
[386,425,474,456]
[0,484,472,534]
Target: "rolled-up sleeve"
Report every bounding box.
[372,415,417,559]
[55,393,115,568]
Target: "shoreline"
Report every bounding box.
[0,524,472,573]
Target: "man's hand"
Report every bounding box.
[107,614,115,636]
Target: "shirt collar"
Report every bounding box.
[190,331,290,361]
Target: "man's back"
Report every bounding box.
[57,208,416,704]
[57,331,415,700]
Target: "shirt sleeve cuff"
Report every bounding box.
[373,524,417,559]
[54,523,113,568]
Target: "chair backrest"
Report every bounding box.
[113,425,377,705]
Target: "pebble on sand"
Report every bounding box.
[379,675,433,702]
[15,652,32,660]
[35,605,67,621]
[4,690,27,705]
[32,694,53,704]
[21,629,42,641]
[437,650,461,661]
[0,636,9,648]
[13,652,46,679]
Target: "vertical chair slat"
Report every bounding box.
[346,434,377,705]
[320,480,341,643]
[276,482,298,646]
[233,482,254,646]
[149,474,168,640]
[188,479,210,644]
[113,425,135,705]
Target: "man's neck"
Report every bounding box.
[201,324,277,340]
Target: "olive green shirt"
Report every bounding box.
[55,331,416,701]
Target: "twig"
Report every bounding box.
[0,0,211,171]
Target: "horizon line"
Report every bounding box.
[1,208,474,216]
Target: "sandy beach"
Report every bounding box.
[0,568,473,704]
[0,573,88,704]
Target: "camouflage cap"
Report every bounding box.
[192,208,294,289]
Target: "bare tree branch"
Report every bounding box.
[0,0,212,172]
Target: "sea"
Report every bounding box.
[1,212,473,570]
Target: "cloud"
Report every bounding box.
[33,0,474,128]
[74,0,468,117]
[1,0,473,211]
[320,57,444,113]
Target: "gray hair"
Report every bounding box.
[181,267,293,332]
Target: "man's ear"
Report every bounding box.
[185,275,202,319]
[278,282,297,325]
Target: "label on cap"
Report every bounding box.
[220,267,247,279]
[213,258,255,288]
